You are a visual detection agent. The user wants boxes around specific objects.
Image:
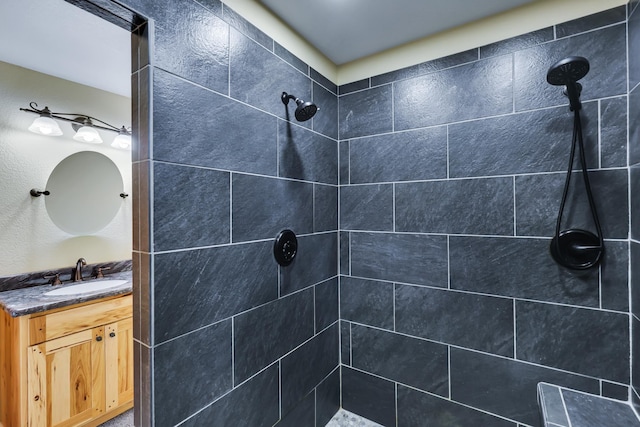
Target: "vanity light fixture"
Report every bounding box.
[20,102,131,149]
[72,117,103,144]
[26,106,63,136]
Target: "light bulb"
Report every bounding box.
[73,126,103,144]
[28,116,63,136]
[111,133,131,149]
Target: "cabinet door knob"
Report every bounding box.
[96,336,103,342]
[109,332,116,338]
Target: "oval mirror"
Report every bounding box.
[45,151,124,235]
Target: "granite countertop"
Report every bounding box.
[0,270,132,317]
[538,382,640,427]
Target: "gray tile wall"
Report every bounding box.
[338,6,634,427]
[631,0,640,413]
[124,0,339,425]
[79,0,637,426]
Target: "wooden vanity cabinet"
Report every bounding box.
[1,294,133,427]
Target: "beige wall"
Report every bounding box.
[0,61,131,276]
[227,0,628,85]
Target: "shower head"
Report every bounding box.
[546,56,590,111]
[546,56,590,86]
[281,92,318,122]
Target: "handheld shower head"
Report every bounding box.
[546,56,589,111]
[281,92,318,122]
[546,56,590,86]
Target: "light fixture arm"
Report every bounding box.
[20,102,130,135]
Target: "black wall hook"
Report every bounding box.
[274,229,297,266]
[30,189,50,197]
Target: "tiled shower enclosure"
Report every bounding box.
[70,0,640,426]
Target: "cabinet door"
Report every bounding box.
[104,317,133,411]
[27,327,104,427]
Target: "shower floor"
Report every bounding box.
[97,408,379,426]
[325,409,382,427]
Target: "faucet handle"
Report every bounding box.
[43,273,62,286]
[92,266,111,279]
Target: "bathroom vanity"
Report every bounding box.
[0,276,133,427]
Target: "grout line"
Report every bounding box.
[393,183,396,233]
[229,173,233,244]
[598,99,602,169]
[513,299,517,360]
[446,125,450,179]
[447,235,451,289]
[448,346,452,399]
[345,319,631,386]
[559,390,574,427]
[231,317,235,388]
[513,175,517,236]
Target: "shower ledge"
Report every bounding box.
[537,382,640,427]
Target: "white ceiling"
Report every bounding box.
[259,0,538,64]
[0,0,131,98]
[0,0,538,95]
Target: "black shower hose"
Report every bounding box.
[553,108,604,264]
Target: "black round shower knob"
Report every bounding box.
[274,229,298,266]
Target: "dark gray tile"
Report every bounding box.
[154,320,232,427]
[153,2,229,94]
[230,28,311,119]
[280,232,338,296]
[197,0,223,16]
[340,320,351,365]
[630,6,640,91]
[153,69,277,176]
[223,6,272,50]
[340,276,394,330]
[396,284,514,356]
[449,236,599,307]
[275,390,315,427]
[234,288,314,384]
[274,42,307,74]
[341,367,396,427]
[601,240,630,312]
[631,88,640,166]
[340,232,350,275]
[556,6,627,38]
[339,85,393,139]
[395,178,514,235]
[232,174,313,242]
[349,127,447,183]
[339,140,349,185]
[180,364,279,427]
[538,383,569,426]
[633,316,640,393]
[316,278,339,332]
[371,49,479,86]
[397,385,516,427]
[450,347,599,426]
[313,82,339,140]
[351,324,448,396]
[339,79,369,95]
[601,381,630,401]
[394,55,512,130]
[563,389,640,426]
[153,163,229,251]
[448,103,598,177]
[340,185,393,231]
[515,169,629,239]
[514,24,626,111]
[633,242,640,319]
[601,96,628,168]
[314,184,338,232]
[480,27,554,58]
[316,369,340,427]
[516,301,629,383]
[281,324,339,414]
[311,68,337,95]
[350,232,448,287]
[278,120,338,184]
[633,166,640,239]
[153,241,277,342]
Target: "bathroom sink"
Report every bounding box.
[43,279,129,296]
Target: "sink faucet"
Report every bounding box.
[73,258,87,282]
